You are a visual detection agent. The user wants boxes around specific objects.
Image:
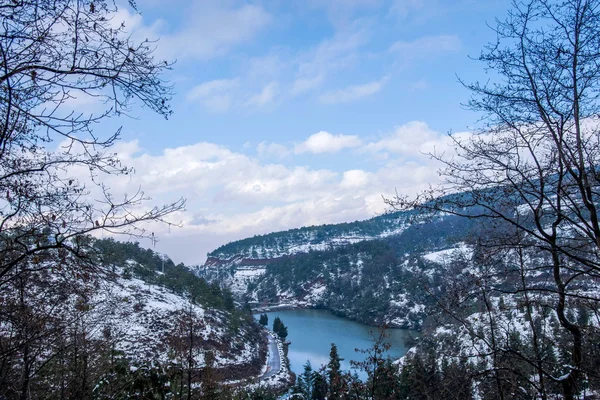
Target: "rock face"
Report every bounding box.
[199,209,481,328]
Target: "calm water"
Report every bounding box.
[258,309,417,380]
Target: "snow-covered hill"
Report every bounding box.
[95,272,263,371]
[88,239,294,389]
[199,209,477,328]
[205,211,412,264]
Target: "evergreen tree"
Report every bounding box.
[201,351,219,400]
[344,371,366,399]
[259,313,268,327]
[372,358,402,399]
[272,316,288,340]
[388,0,600,398]
[311,370,328,400]
[289,385,305,400]
[272,317,282,334]
[278,324,288,340]
[0,0,183,396]
[327,343,344,399]
[298,360,314,399]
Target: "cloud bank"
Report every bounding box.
[84,121,461,264]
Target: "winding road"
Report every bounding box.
[261,332,282,379]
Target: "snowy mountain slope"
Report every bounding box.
[205,210,414,264]
[201,183,598,329]
[95,273,263,371]
[396,238,600,399]
[0,238,296,399]
[200,211,479,328]
[88,239,290,386]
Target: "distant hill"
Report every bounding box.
[206,210,413,263]
[198,205,481,328]
[194,183,600,400]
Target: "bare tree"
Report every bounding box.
[0,0,185,287]
[388,1,600,398]
[166,301,206,400]
[0,0,184,396]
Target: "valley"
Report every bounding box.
[198,208,477,329]
[257,309,417,381]
[3,0,600,398]
[196,191,600,398]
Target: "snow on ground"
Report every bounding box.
[422,243,472,264]
[426,287,600,382]
[390,293,410,308]
[92,274,261,370]
[246,331,293,391]
[379,223,409,238]
[229,267,266,295]
[303,282,327,303]
[212,222,410,262]
[387,299,426,329]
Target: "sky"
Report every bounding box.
[80,0,514,265]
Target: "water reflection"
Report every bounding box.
[258,309,417,380]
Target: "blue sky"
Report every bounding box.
[85,0,513,264]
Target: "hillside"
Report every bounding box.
[199,208,481,328]
[92,239,265,377]
[198,195,600,399]
[0,237,292,399]
[92,238,296,388]
[206,210,413,264]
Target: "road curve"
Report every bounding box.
[261,332,282,379]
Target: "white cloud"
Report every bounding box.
[291,75,325,96]
[319,76,388,104]
[108,7,147,32]
[123,3,377,112]
[112,3,271,62]
[295,131,362,154]
[256,142,291,159]
[61,89,106,114]
[245,82,279,108]
[187,79,238,100]
[389,34,461,54]
[219,166,339,203]
[365,121,437,154]
[341,170,371,188]
[291,23,370,94]
[187,78,281,113]
[70,121,459,265]
[299,26,369,76]
[164,3,271,61]
[187,79,239,113]
[363,121,463,162]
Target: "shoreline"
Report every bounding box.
[251,303,421,331]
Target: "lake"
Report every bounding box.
[258,309,417,381]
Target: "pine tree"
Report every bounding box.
[272,316,288,340]
[327,343,344,399]
[278,324,288,340]
[272,317,282,334]
[351,326,392,398]
[311,370,328,400]
[201,351,219,400]
[259,313,268,327]
[299,360,314,398]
